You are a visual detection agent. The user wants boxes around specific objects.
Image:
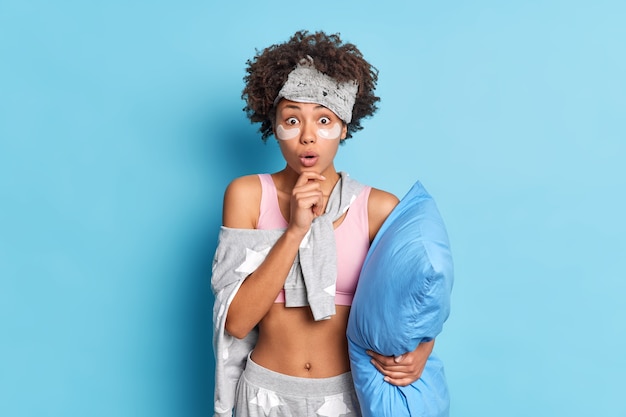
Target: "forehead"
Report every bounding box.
[276,99,337,116]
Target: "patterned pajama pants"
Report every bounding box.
[234,355,362,417]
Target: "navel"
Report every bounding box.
[304,362,311,372]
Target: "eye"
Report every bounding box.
[286,117,299,126]
[319,117,331,125]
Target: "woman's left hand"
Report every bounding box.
[366,339,435,386]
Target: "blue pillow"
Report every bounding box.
[347,181,454,417]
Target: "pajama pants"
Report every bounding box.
[234,354,362,417]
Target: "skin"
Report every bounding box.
[223,99,434,386]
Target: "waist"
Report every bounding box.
[244,353,355,395]
[252,304,351,377]
[274,290,354,306]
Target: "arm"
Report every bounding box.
[366,188,435,386]
[223,172,326,339]
[366,340,435,386]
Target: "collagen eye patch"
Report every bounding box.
[316,123,342,140]
[275,123,342,141]
[275,125,301,141]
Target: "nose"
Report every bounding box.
[300,121,317,145]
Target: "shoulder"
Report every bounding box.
[224,174,262,197]
[222,174,262,229]
[367,187,399,241]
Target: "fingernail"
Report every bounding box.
[394,355,404,363]
[384,376,390,383]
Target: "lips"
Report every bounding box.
[299,151,319,167]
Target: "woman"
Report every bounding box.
[212,30,434,417]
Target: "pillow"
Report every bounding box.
[347,181,454,417]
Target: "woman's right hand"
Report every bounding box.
[288,172,326,235]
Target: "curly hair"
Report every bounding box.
[242,30,380,142]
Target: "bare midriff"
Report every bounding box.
[250,303,352,378]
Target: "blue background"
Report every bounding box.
[1,1,624,416]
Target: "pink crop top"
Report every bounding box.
[256,174,371,306]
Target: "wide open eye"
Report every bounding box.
[286,117,299,126]
[319,116,331,125]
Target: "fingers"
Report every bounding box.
[367,350,414,369]
[294,171,326,187]
[292,190,324,216]
[367,347,428,387]
[381,375,415,387]
[289,172,327,230]
[367,355,417,387]
[293,172,325,205]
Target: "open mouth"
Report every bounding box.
[300,154,318,167]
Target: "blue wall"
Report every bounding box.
[1,1,624,416]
